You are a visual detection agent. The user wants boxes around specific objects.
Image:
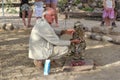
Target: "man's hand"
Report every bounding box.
[65,29,75,35]
[71,39,81,44]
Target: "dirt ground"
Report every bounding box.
[0,18,120,80]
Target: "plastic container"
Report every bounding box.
[44,59,51,75]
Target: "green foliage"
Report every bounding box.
[58,0,68,12]
[7,8,18,14]
[58,0,81,7]
[58,0,67,7]
[5,0,13,7]
[5,0,13,12]
[74,0,81,5]
[4,0,18,14]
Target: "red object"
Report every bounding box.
[71,60,85,66]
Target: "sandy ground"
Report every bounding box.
[0,14,120,80]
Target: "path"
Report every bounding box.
[0,14,120,80]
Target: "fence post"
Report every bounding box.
[2,0,5,17]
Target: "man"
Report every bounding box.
[44,0,59,27]
[29,8,80,68]
[20,0,33,28]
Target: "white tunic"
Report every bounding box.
[29,18,70,60]
[106,0,113,8]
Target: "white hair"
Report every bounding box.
[42,8,55,17]
[42,11,48,17]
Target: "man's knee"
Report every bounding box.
[50,46,68,59]
[54,46,68,53]
[62,46,68,53]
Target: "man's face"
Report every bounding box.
[45,10,55,24]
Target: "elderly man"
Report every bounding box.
[29,8,80,68]
[45,0,59,27]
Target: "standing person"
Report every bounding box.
[20,0,33,28]
[34,0,44,19]
[101,0,117,27]
[112,0,118,27]
[44,0,58,27]
[29,8,81,68]
[101,0,115,26]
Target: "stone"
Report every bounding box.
[85,32,92,38]
[90,2,97,8]
[90,33,102,41]
[69,12,88,18]
[93,8,103,13]
[101,27,110,34]
[91,26,101,33]
[0,23,6,30]
[102,35,113,42]
[5,23,14,31]
[77,3,83,9]
[110,36,120,45]
[109,28,120,35]
[63,58,94,72]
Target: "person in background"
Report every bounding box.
[20,0,33,28]
[112,0,118,27]
[101,0,116,27]
[44,0,58,27]
[29,8,81,69]
[34,0,44,19]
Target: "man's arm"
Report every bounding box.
[37,21,71,46]
[36,19,80,46]
[60,29,75,35]
[52,28,75,37]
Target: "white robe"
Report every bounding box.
[29,18,70,60]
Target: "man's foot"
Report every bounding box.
[51,60,58,68]
[112,22,117,27]
[34,60,44,69]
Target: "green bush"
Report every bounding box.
[58,0,81,7]
[8,8,18,14]
[74,0,81,5]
